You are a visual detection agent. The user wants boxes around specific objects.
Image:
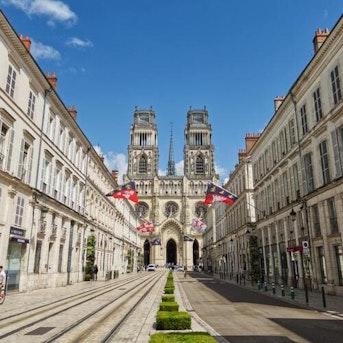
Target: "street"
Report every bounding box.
[179,273,343,343]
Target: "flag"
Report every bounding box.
[136,221,155,233]
[150,237,161,246]
[202,182,237,205]
[191,217,207,233]
[106,181,139,203]
[184,235,194,242]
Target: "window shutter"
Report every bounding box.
[331,129,343,178]
[17,138,25,179]
[5,128,14,172]
[27,145,33,185]
[301,156,308,195]
[41,157,46,190]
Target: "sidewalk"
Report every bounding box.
[212,273,343,317]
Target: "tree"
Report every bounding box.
[85,234,96,281]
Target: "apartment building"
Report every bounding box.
[204,16,343,296]
[0,10,139,292]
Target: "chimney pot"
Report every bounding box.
[313,28,330,53]
[46,72,58,90]
[20,35,31,51]
[68,106,77,120]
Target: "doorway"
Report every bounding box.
[166,239,177,265]
[143,240,150,266]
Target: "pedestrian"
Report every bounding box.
[184,265,187,279]
[0,266,6,294]
[93,264,98,281]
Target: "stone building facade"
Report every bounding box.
[0,10,139,292]
[124,106,218,269]
[203,17,343,296]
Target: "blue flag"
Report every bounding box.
[150,237,161,246]
[184,235,194,242]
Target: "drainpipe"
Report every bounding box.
[67,220,75,285]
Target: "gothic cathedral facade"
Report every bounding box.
[124,106,218,269]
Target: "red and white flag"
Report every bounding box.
[136,221,155,233]
[191,217,207,233]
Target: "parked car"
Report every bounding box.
[146,264,156,271]
[176,266,184,272]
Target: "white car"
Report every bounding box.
[146,264,156,271]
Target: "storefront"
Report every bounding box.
[6,227,29,291]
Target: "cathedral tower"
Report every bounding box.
[126,106,159,179]
[184,106,217,179]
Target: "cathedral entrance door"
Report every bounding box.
[143,240,151,266]
[166,239,177,266]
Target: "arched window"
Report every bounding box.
[195,155,204,174]
[139,155,147,173]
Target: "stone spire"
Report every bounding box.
[167,123,176,176]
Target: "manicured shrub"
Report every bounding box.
[162,295,175,302]
[164,287,174,294]
[156,311,191,330]
[159,301,179,311]
[165,281,174,288]
[149,332,217,343]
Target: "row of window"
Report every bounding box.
[4,64,88,174]
[253,65,342,185]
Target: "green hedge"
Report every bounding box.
[159,301,179,311]
[149,332,217,343]
[162,295,175,302]
[165,281,174,288]
[156,311,191,330]
[164,287,174,294]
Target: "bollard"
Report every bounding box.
[281,285,285,296]
[264,282,268,292]
[257,280,261,290]
[290,286,295,299]
[321,286,326,308]
[272,282,276,295]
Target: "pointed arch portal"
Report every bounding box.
[166,239,177,265]
[144,240,150,266]
[193,239,199,265]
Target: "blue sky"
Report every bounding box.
[1,1,342,184]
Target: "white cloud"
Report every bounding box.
[90,148,228,186]
[175,160,184,175]
[215,164,228,185]
[1,0,77,26]
[31,38,61,60]
[66,37,93,48]
[94,146,127,185]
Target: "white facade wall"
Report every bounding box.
[0,11,139,292]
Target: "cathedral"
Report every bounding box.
[124,106,219,269]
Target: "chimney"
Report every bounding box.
[20,35,31,51]
[46,72,57,91]
[68,106,77,121]
[238,149,247,162]
[313,28,330,53]
[111,170,119,183]
[245,133,260,154]
[274,96,285,112]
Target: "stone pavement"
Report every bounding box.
[3,271,343,342]
[210,273,343,318]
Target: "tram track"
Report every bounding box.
[0,271,165,342]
